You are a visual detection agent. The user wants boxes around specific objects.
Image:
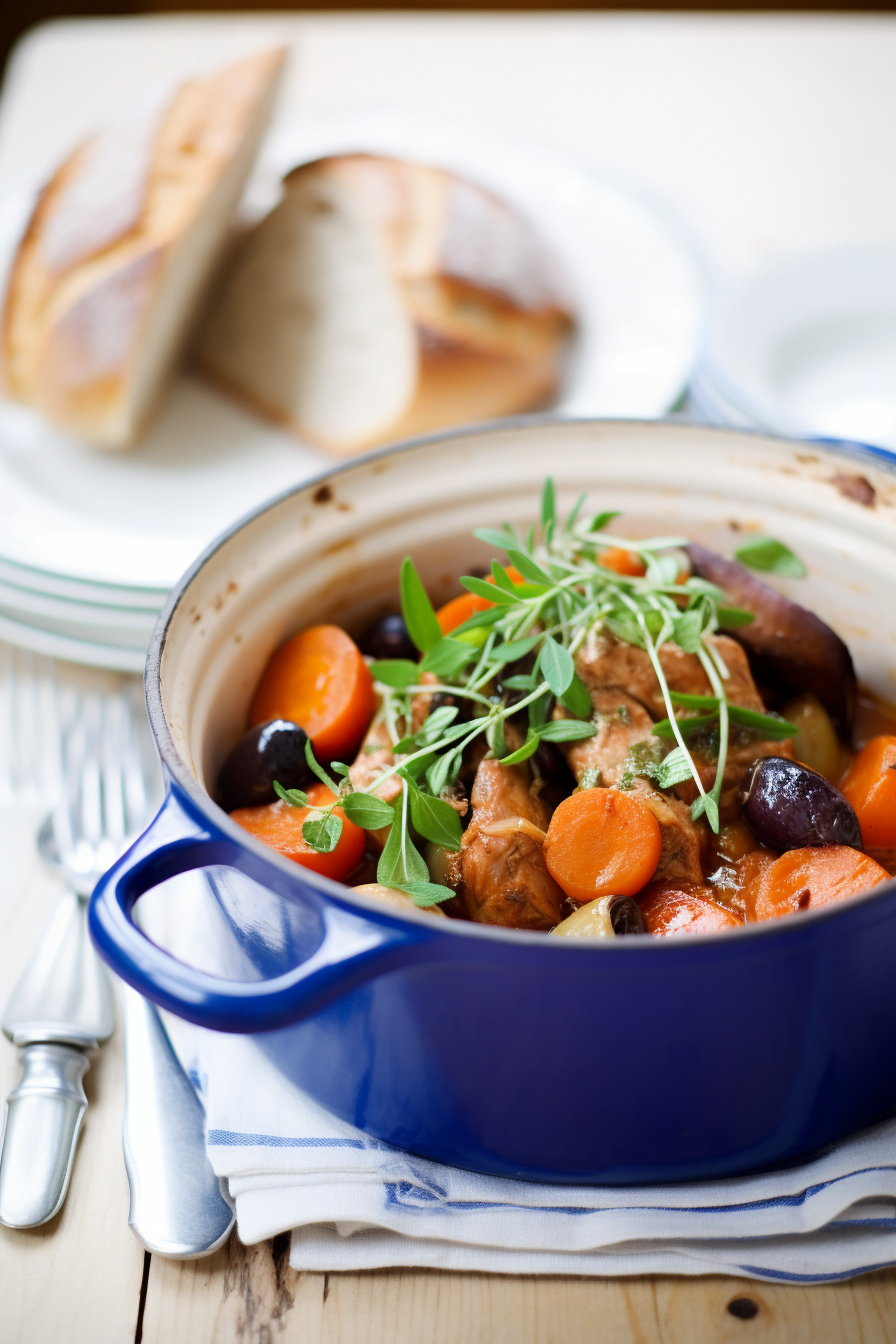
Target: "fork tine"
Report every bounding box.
[0,645,61,807]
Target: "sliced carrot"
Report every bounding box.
[840,735,896,849]
[231,783,365,882]
[737,849,777,922]
[752,845,891,922]
[250,625,375,760]
[435,567,524,634]
[638,882,744,937]
[542,788,661,901]
[598,547,647,578]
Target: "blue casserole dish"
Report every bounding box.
[89,419,896,1184]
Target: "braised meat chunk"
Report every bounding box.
[453,758,566,931]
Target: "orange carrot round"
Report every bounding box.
[753,845,891,922]
[231,783,365,882]
[840,735,896,849]
[436,568,524,634]
[250,625,375,760]
[598,547,647,578]
[542,788,661,901]
[638,882,744,937]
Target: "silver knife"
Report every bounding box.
[0,887,114,1227]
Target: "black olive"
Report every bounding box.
[740,756,862,851]
[608,895,646,936]
[218,720,313,811]
[359,613,417,661]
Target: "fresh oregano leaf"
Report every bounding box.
[489,714,507,760]
[341,792,395,830]
[506,548,553,586]
[369,659,419,688]
[489,634,543,665]
[426,749,459,798]
[400,556,442,652]
[529,685,552,729]
[540,635,575,697]
[499,729,541,766]
[564,492,587,534]
[558,673,592,721]
[691,793,720,832]
[605,615,646,648]
[655,746,695,788]
[273,780,309,808]
[538,719,596,742]
[460,575,519,606]
[669,691,719,710]
[673,597,714,653]
[473,527,515,552]
[408,785,463,851]
[304,739,339,793]
[399,881,456,907]
[501,673,535,691]
[541,477,556,530]
[716,605,755,629]
[416,705,459,742]
[448,605,507,636]
[377,800,429,887]
[420,637,476,678]
[302,811,343,854]
[653,713,718,740]
[588,510,620,532]
[728,706,798,738]
[490,560,519,594]
[734,536,807,579]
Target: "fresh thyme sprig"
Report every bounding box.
[275,480,769,903]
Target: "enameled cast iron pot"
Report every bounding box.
[89,420,896,1185]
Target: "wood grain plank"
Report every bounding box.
[141,1235,896,1344]
[0,807,146,1344]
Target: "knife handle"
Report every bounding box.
[0,1043,89,1228]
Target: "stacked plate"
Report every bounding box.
[0,109,705,670]
[692,242,896,452]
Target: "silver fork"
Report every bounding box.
[1,673,233,1250]
[41,683,233,1255]
[0,644,59,807]
[0,680,123,1226]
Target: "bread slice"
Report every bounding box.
[196,154,575,454]
[1,48,286,449]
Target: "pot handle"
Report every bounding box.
[88,789,437,1033]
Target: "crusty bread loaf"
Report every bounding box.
[1,48,286,449]
[195,154,575,454]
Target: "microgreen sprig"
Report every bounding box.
[275,482,787,903]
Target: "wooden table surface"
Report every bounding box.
[3,14,896,1341]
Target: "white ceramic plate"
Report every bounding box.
[0,611,147,672]
[701,242,896,450]
[0,108,704,594]
[0,555,168,609]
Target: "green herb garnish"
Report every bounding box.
[733,536,807,579]
[275,484,787,900]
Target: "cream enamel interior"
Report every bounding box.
[156,421,896,801]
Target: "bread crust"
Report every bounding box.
[1,47,286,447]
[198,153,575,453]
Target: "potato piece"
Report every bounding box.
[352,883,446,916]
[782,692,841,779]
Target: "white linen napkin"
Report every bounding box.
[143,869,896,1282]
